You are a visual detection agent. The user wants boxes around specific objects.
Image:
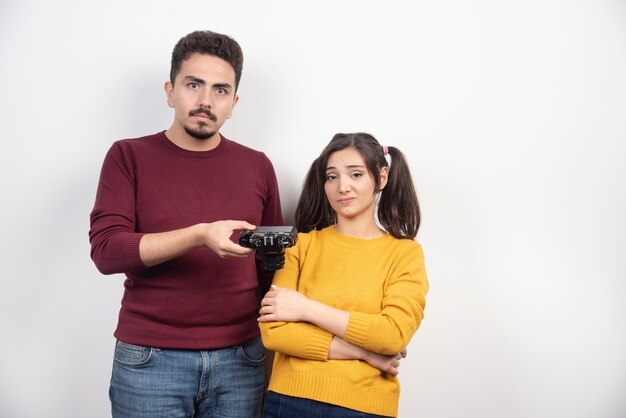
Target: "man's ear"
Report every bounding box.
[164,81,174,108]
[227,94,239,119]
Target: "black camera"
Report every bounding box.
[239,226,297,271]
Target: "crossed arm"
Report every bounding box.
[258,285,408,375]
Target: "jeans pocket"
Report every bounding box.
[238,337,265,365]
[113,340,156,368]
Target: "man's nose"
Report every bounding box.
[198,90,212,108]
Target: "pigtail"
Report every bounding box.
[294,157,335,233]
[378,146,421,239]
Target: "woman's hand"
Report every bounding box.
[259,286,350,338]
[329,337,408,375]
[258,285,310,323]
[362,348,408,376]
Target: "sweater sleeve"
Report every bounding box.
[344,244,428,355]
[89,142,146,274]
[259,236,334,361]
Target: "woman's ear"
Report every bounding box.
[379,167,389,191]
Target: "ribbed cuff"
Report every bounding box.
[344,312,371,347]
[124,233,145,271]
[304,328,333,361]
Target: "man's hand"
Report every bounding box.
[200,220,256,258]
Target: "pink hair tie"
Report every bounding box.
[382,146,389,156]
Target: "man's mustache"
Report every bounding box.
[189,108,218,122]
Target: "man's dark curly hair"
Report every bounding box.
[170,30,243,90]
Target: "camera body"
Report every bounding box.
[239,226,297,271]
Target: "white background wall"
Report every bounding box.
[1,1,625,417]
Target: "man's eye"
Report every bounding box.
[188,83,199,89]
[217,88,227,95]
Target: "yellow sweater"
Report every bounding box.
[259,226,428,417]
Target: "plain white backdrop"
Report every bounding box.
[1,1,625,417]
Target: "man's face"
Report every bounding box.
[165,53,239,141]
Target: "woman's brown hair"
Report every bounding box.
[295,133,421,239]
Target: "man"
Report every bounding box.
[89,30,283,418]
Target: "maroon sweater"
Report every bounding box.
[89,131,283,349]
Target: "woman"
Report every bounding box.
[258,132,428,418]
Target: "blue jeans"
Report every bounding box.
[110,337,266,418]
[262,391,393,418]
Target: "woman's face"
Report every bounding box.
[324,147,386,225]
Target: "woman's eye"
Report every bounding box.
[326,174,337,181]
[351,172,363,178]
